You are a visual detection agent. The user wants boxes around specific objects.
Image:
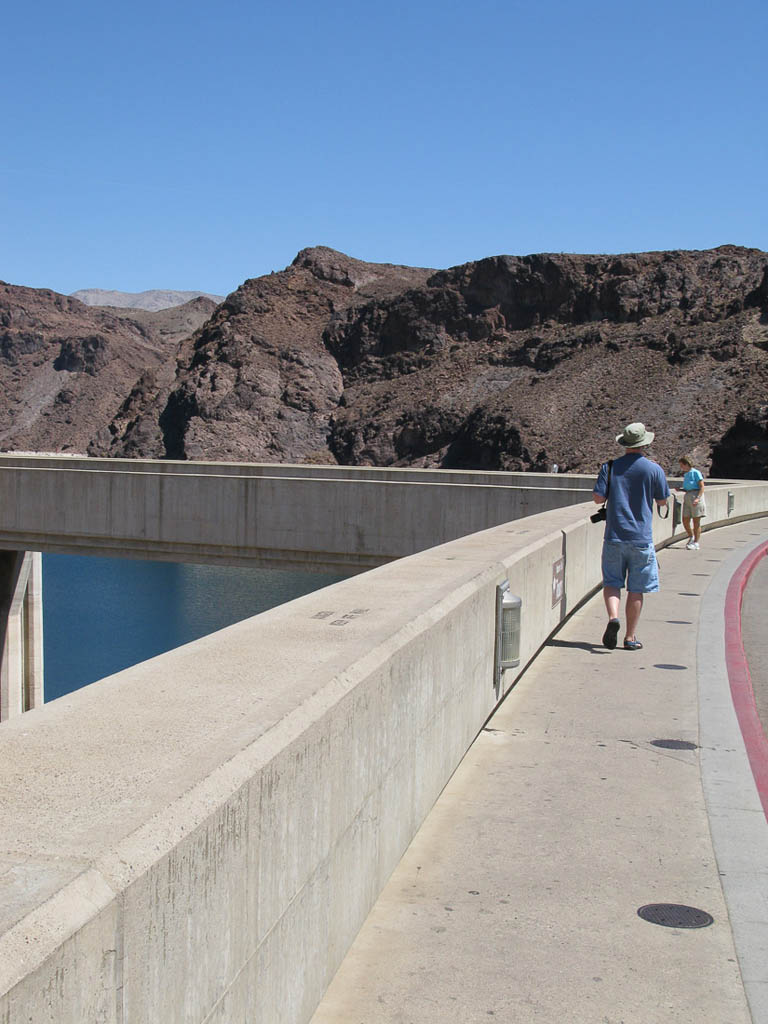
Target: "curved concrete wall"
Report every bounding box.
[1,480,767,1023]
[0,453,597,487]
[0,456,593,571]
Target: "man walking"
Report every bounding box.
[593,422,670,651]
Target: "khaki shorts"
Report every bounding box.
[682,490,706,518]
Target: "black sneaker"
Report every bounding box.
[602,619,620,650]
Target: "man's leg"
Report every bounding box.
[602,586,621,649]
[603,585,621,620]
[601,543,625,649]
[625,591,644,641]
[692,516,702,543]
[623,545,657,650]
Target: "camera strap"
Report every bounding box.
[604,460,613,505]
[590,460,614,523]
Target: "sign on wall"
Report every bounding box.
[552,556,565,608]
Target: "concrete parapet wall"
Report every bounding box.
[0,456,593,571]
[1,479,767,1022]
[0,453,596,489]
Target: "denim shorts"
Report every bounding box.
[601,540,659,593]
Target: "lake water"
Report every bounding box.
[42,553,343,702]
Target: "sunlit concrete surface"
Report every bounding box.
[312,522,768,1024]
[1,460,767,1023]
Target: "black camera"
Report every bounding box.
[590,507,607,524]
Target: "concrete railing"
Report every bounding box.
[1,479,767,1022]
[0,455,594,572]
[0,452,596,487]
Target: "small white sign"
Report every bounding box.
[552,557,565,608]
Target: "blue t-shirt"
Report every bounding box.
[682,468,703,491]
[594,453,670,545]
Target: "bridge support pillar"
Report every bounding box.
[0,551,44,722]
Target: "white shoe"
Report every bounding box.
[686,539,695,549]
[692,542,700,550]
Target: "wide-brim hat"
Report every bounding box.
[616,421,654,447]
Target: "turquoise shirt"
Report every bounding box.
[682,468,703,492]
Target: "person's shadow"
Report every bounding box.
[546,638,607,654]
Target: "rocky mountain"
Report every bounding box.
[324,246,768,476]
[71,288,224,311]
[100,247,433,461]
[0,286,217,454]
[3,245,767,477]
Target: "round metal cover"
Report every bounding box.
[651,739,698,750]
[637,904,713,928]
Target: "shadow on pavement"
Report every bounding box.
[546,638,607,654]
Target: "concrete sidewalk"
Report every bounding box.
[312,520,768,1024]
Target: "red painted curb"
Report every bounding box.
[724,541,768,821]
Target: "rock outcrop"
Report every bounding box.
[0,285,217,454]
[106,247,433,461]
[3,245,768,478]
[323,246,768,475]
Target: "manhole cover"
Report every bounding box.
[650,739,698,750]
[637,904,713,928]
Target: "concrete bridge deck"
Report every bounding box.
[312,521,768,1024]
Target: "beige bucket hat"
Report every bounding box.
[616,421,655,447]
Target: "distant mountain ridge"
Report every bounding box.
[2,245,768,477]
[0,286,217,454]
[71,288,224,312]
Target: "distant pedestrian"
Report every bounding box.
[593,422,670,651]
[675,455,706,550]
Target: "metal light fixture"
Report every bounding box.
[727,491,735,516]
[672,496,682,528]
[495,580,522,690]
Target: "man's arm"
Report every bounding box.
[593,462,608,504]
[655,468,671,508]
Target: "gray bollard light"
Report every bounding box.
[727,491,735,516]
[495,580,522,691]
[672,496,682,528]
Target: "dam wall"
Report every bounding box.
[0,551,43,720]
[0,455,594,572]
[2,476,767,1022]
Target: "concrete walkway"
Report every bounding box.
[311,520,768,1024]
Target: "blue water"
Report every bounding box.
[42,554,343,702]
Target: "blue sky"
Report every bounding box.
[2,0,766,296]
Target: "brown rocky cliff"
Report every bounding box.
[0,284,215,454]
[3,246,768,478]
[111,247,433,461]
[325,245,768,475]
